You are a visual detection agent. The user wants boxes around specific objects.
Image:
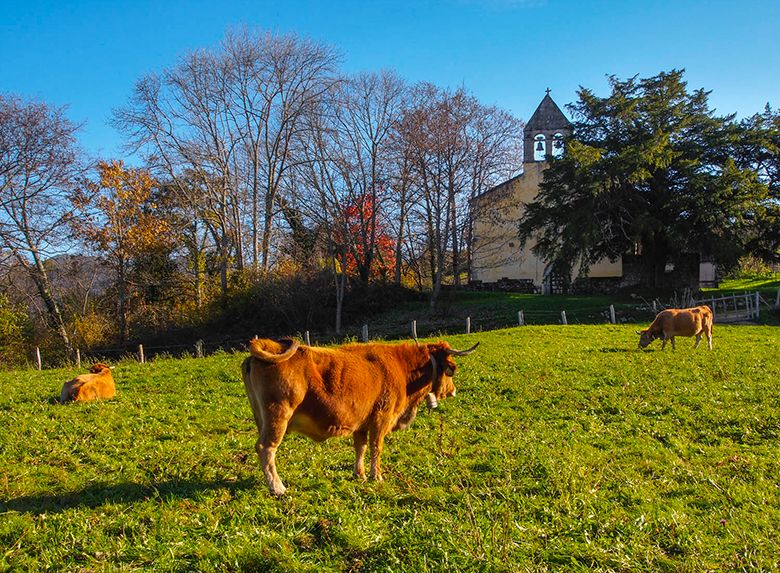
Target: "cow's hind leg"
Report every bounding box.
[368,425,390,482]
[694,332,702,349]
[353,430,368,480]
[258,404,292,496]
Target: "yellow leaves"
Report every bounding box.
[126,212,172,253]
[76,159,171,260]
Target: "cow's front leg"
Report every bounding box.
[368,426,389,482]
[670,336,676,350]
[258,404,291,496]
[661,336,668,350]
[353,430,368,480]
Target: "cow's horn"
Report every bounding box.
[446,342,479,356]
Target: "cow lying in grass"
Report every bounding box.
[241,337,478,496]
[60,363,116,403]
[637,305,713,350]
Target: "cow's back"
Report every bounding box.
[293,345,408,430]
[655,306,711,335]
[61,369,115,403]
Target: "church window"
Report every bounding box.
[552,133,564,158]
[533,134,546,161]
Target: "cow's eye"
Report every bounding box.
[444,366,454,377]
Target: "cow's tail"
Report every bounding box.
[248,338,300,364]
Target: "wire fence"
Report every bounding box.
[24,289,778,371]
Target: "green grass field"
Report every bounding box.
[2,324,779,571]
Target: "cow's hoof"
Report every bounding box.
[269,483,287,496]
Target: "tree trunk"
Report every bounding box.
[333,259,347,334]
[450,192,460,287]
[30,258,73,356]
[260,192,275,276]
[219,234,229,297]
[394,204,407,285]
[117,258,129,346]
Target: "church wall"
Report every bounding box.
[471,160,623,290]
[580,257,623,278]
[471,163,548,286]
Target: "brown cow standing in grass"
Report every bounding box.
[241,337,478,496]
[637,305,714,350]
[60,363,116,403]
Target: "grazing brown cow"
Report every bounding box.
[241,338,478,496]
[60,363,116,403]
[637,305,713,350]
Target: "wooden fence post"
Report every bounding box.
[775,287,780,309]
[195,340,203,358]
[138,344,145,364]
[652,300,657,313]
[411,320,417,340]
[76,349,81,368]
[561,311,567,325]
[609,305,616,324]
[466,317,471,334]
[304,331,311,346]
[518,310,524,326]
[755,291,760,319]
[35,347,42,371]
[361,324,368,342]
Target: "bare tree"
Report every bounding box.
[0,94,89,355]
[291,72,407,331]
[397,84,523,308]
[328,71,407,286]
[294,102,351,333]
[115,57,241,296]
[223,29,340,274]
[116,28,340,299]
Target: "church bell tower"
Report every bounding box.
[523,89,572,164]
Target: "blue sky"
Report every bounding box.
[2,0,778,161]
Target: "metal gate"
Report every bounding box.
[693,292,761,323]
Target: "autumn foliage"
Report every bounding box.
[72,160,172,343]
[334,194,396,281]
[74,160,171,261]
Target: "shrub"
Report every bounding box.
[729,254,776,280]
[0,294,30,368]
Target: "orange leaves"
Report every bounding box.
[74,160,171,260]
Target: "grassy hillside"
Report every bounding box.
[2,324,779,571]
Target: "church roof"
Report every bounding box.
[525,93,571,132]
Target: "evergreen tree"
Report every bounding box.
[519,70,771,287]
[734,105,780,263]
